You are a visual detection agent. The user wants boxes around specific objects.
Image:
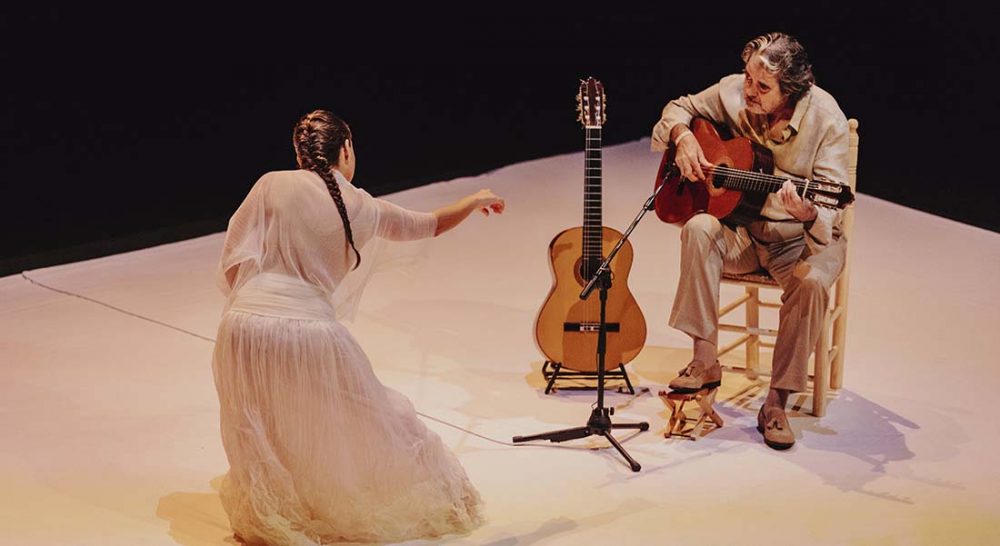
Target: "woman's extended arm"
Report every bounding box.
[433,189,505,236]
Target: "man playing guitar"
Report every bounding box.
[651,32,850,450]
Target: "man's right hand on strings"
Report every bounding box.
[672,126,713,182]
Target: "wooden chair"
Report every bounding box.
[717,119,859,417]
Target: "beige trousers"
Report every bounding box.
[669,214,846,392]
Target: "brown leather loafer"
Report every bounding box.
[757,405,795,450]
[668,359,722,393]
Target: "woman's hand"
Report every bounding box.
[471,189,505,216]
[433,189,506,236]
[778,179,817,222]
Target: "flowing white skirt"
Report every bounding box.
[213,273,484,545]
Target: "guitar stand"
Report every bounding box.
[542,361,636,395]
[658,387,724,440]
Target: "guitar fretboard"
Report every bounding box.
[715,167,804,193]
[583,126,602,277]
[711,166,847,209]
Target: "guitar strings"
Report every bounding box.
[584,125,604,324]
[665,165,849,207]
[703,165,843,192]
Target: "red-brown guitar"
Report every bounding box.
[653,117,854,226]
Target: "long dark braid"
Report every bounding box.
[293,110,361,270]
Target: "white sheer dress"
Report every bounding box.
[212,169,483,545]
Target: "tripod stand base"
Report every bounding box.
[513,408,649,472]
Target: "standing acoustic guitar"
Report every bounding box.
[534,78,646,373]
[653,117,855,226]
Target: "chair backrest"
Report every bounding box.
[845,119,859,233]
[835,119,859,301]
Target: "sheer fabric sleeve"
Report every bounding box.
[217,171,358,300]
[217,180,266,296]
[217,169,437,320]
[327,175,435,320]
[372,194,438,241]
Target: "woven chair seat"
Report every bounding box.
[721,269,779,286]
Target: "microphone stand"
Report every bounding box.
[513,171,672,472]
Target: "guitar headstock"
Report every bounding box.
[805,179,856,209]
[576,77,606,129]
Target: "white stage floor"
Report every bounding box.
[2,139,999,545]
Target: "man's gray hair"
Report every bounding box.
[741,32,815,102]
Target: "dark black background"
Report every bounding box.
[2,5,997,275]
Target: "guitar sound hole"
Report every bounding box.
[575,257,605,286]
[710,167,726,189]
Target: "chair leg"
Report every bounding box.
[812,310,832,417]
[831,307,847,389]
[745,286,760,380]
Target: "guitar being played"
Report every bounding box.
[653,117,854,227]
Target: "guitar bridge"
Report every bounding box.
[564,322,621,333]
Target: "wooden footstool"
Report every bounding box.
[658,387,724,440]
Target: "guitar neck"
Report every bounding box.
[715,166,806,194]
[583,126,602,261]
[710,164,851,210]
